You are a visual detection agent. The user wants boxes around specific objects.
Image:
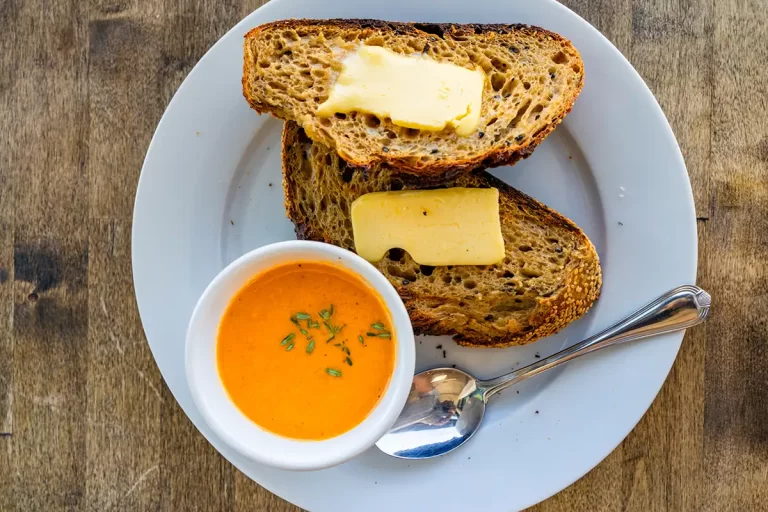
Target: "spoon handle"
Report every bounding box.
[478,285,711,400]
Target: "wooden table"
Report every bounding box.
[1,0,766,510]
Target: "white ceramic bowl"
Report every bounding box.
[185,240,416,471]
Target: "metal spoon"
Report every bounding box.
[376,285,711,459]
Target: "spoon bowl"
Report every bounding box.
[376,285,711,459]
[375,368,487,459]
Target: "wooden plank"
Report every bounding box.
[703,0,768,509]
[84,219,163,511]
[0,195,13,510]
[0,2,16,502]
[83,4,168,510]
[2,0,90,508]
[11,237,89,510]
[87,11,164,220]
[159,396,236,512]
[0,2,19,508]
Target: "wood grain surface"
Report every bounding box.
[0,0,766,510]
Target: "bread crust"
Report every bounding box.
[246,19,584,176]
[281,121,601,347]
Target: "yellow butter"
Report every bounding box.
[350,188,505,266]
[316,46,484,136]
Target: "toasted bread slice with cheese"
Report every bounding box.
[281,121,601,347]
[245,19,584,176]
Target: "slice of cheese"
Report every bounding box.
[316,46,484,136]
[350,188,505,266]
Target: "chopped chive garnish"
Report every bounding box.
[285,342,295,351]
[280,333,295,346]
[345,357,353,366]
[342,346,351,355]
[319,309,330,320]
[358,335,365,345]
[300,328,308,336]
[295,312,311,320]
[290,317,300,327]
[333,343,341,347]
[329,304,334,316]
[377,333,391,338]
[306,340,315,354]
[371,322,387,331]
[366,332,377,337]
[326,368,342,377]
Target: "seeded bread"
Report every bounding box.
[245,19,584,176]
[282,121,601,347]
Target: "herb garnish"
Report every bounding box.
[320,305,346,342]
[287,312,324,354]
[284,306,386,368]
[369,322,391,338]
[280,333,295,346]
[318,305,333,320]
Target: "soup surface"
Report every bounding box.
[217,261,396,440]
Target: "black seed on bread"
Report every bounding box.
[281,121,601,347]
[245,19,584,176]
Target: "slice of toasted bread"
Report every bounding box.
[282,121,601,347]
[245,19,584,176]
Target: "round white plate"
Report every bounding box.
[133,0,697,510]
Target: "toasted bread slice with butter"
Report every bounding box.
[245,19,584,176]
[282,121,601,347]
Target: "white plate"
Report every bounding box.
[132,0,697,510]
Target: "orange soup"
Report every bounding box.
[217,261,396,440]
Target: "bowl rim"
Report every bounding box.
[185,240,416,470]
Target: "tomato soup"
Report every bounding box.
[217,261,396,440]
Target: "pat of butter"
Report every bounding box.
[351,188,505,266]
[316,46,484,136]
